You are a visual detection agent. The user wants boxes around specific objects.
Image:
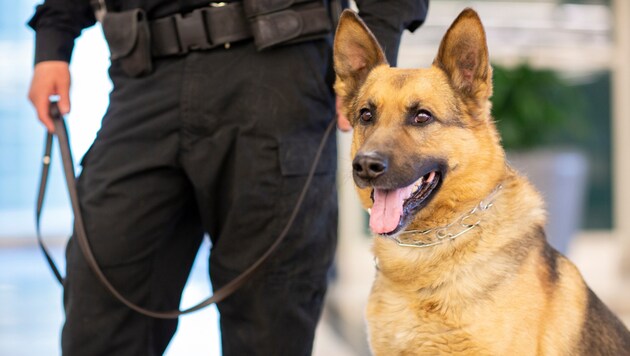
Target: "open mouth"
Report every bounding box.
[369,170,442,236]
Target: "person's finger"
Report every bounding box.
[337,114,352,132]
[28,83,52,131]
[34,96,55,132]
[336,96,352,132]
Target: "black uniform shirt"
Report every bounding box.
[28,0,428,65]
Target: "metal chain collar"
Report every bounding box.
[384,184,503,248]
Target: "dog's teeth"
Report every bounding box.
[367,208,372,215]
[410,175,427,195]
[426,171,436,184]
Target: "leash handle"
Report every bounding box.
[35,102,63,283]
[36,101,337,319]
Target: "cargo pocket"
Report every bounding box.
[102,9,153,77]
[278,132,336,177]
[272,132,337,267]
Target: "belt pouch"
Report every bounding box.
[102,9,153,77]
[243,0,332,50]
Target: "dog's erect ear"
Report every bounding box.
[434,8,492,100]
[333,10,388,108]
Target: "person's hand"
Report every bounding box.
[28,61,71,132]
[336,96,352,132]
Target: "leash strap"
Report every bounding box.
[36,101,336,319]
[36,129,64,283]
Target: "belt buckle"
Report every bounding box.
[174,9,212,53]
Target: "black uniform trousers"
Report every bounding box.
[61,39,338,355]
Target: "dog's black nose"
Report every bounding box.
[353,152,388,180]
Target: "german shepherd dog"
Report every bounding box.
[333,8,630,355]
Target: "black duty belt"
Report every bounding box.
[150,2,252,56]
[149,1,334,57]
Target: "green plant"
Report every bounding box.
[491,63,587,150]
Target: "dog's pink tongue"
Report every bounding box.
[370,187,413,234]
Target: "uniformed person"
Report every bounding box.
[27,0,429,354]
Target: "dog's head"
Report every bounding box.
[334,9,506,236]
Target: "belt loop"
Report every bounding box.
[209,2,232,49]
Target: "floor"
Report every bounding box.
[0,242,355,356]
[1,234,628,356]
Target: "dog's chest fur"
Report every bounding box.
[365,194,589,356]
[367,285,494,355]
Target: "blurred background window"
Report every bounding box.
[0,0,110,240]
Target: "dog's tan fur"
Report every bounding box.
[333,9,630,355]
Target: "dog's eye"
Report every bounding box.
[359,109,373,124]
[414,110,433,125]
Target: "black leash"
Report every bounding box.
[36,101,336,319]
